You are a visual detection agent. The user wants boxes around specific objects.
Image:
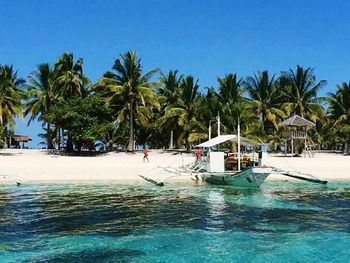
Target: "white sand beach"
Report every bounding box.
[0,149,349,184]
[0,149,194,184]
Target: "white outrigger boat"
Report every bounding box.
[139,118,327,188]
[192,134,273,188]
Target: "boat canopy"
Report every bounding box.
[196,134,258,148]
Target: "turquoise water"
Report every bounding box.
[0,182,349,262]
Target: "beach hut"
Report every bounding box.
[11,135,32,149]
[279,115,315,157]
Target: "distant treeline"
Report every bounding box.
[0,51,349,153]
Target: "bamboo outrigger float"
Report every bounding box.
[139,118,327,188]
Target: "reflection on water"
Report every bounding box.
[0,182,350,262]
[206,190,227,231]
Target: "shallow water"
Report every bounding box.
[0,182,349,262]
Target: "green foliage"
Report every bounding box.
[281,66,326,121]
[96,51,160,151]
[162,75,207,150]
[42,96,114,151]
[0,65,25,148]
[54,53,91,98]
[1,49,348,153]
[327,82,350,144]
[24,63,57,148]
[245,71,286,132]
[0,65,25,127]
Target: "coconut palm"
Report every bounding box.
[281,66,326,121]
[217,74,242,105]
[98,51,160,151]
[309,118,336,150]
[0,65,25,147]
[211,74,261,142]
[216,74,243,119]
[54,53,90,98]
[24,63,56,149]
[245,71,286,133]
[196,87,220,135]
[0,65,25,126]
[328,82,350,149]
[159,70,183,148]
[163,76,206,150]
[159,70,183,106]
[215,74,242,133]
[53,53,91,151]
[37,125,59,149]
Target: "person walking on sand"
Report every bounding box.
[143,147,149,162]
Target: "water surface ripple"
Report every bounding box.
[0,182,349,262]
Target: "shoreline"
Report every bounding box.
[1,149,350,185]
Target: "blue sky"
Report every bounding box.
[1,0,350,147]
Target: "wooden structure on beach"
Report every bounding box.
[279,115,315,157]
[10,135,32,148]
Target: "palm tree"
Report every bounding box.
[163,76,205,150]
[24,63,56,149]
[54,53,90,98]
[216,74,244,131]
[37,125,59,149]
[213,73,262,141]
[217,74,242,105]
[196,87,220,136]
[245,71,286,133]
[98,51,160,151]
[0,65,25,147]
[159,70,183,148]
[328,82,350,151]
[281,66,326,121]
[53,53,91,151]
[159,70,183,106]
[309,118,336,150]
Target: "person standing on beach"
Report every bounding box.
[196,147,201,160]
[143,147,149,162]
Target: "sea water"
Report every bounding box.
[0,182,349,262]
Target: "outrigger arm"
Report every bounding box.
[271,168,328,185]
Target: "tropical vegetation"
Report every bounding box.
[1,51,350,154]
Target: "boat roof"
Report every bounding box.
[196,134,258,148]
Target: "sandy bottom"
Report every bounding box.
[0,149,349,184]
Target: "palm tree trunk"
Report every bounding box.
[127,103,134,152]
[262,112,267,132]
[47,123,54,149]
[57,127,61,150]
[66,131,74,153]
[4,126,8,149]
[185,130,190,152]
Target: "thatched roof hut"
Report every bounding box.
[279,115,315,157]
[11,135,32,148]
[11,135,32,143]
[279,115,315,127]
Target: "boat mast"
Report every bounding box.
[209,122,212,140]
[217,113,220,136]
[170,130,174,149]
[237,118,241,171]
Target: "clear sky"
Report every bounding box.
[1,0,350,147]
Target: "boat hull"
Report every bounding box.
[202,167,271,188]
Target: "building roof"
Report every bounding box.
[196,134,258,148]
[11,135,32,143]
[279,115,315,127]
